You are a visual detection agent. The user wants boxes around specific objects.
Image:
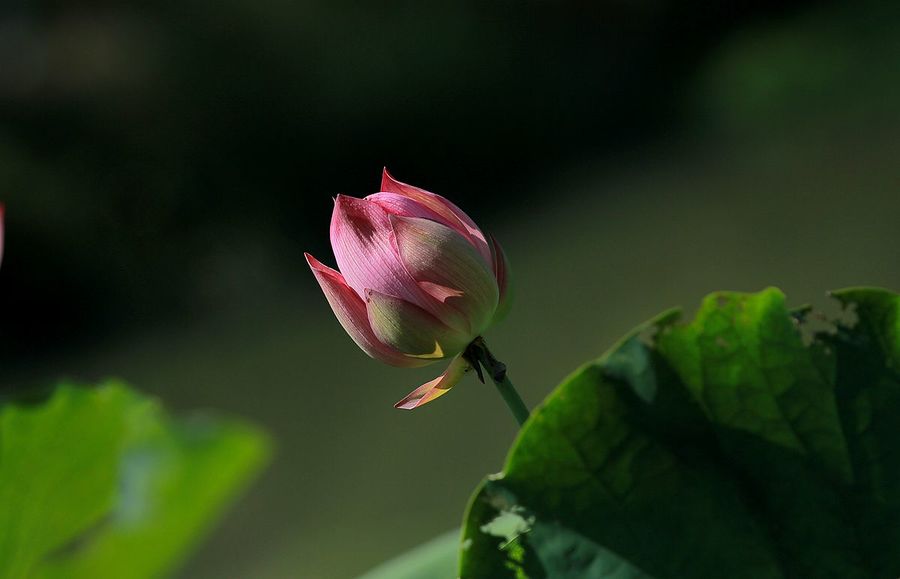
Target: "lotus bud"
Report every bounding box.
[306,169,511,409]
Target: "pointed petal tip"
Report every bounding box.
[334,193,366,212]
[393,397,423,410]
[306,253,340,279]
[381,167,397,191]
[304,252,327,272]
[333,193,377,216]
[393,379,452,410]
[392,356,470,410]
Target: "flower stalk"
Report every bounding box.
[464,338,530,427]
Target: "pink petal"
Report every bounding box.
[394,355,470,410]
[329,195,426,305]
[364,288,471,360]
[391,215,499,336]
[330,194,469,333]
[381,168,493,266]
[365,192,446,223]
[489,235,512,323]
[306,253,428,368]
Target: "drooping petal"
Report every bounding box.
[394,355,470,410]
[489,235,512,323]
[391,215,499,336]
[364,289,471,360]
[381,168,493,266]
[306,253,428,368]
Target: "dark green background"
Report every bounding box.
[0,0,898,576]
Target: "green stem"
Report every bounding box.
[491,372,530,427]
[466,338,530,427]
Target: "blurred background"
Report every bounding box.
[1,0,898,576]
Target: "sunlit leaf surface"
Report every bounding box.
[461,288,900,579]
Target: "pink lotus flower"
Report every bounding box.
[306,169,511,409]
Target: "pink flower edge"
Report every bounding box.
[305,252,429,368]
[394,355,471,410]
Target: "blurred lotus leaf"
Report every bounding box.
[0,381,270,579]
